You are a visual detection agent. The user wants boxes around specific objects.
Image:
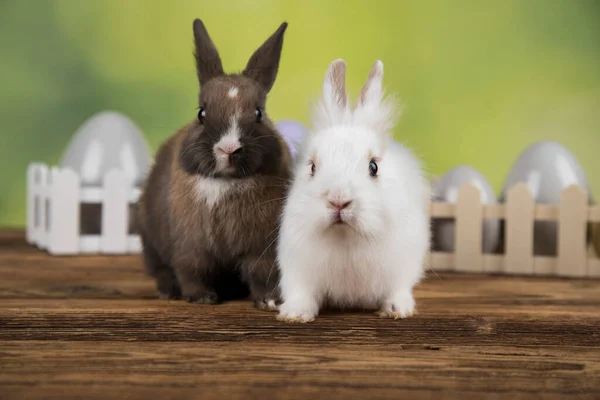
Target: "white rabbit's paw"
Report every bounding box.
[276,302,317,323]
[378,293,416,320]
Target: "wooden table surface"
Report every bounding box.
[1,230,599,399]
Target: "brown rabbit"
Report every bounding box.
[137,19,291,310]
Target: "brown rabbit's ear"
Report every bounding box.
[242,22,288,93]
[193,19,224,86]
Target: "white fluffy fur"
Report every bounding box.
[276,59,431,323]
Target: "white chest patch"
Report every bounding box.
[228,87,239,98]
[195,177,236,208]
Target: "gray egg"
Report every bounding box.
[432,165,500,253]
[499,141,594,256]
[60,110,152,235]
[60,110,152,188]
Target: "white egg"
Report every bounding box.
[432,165,500,253]
[60,110,152,187]
[500,141,594,256]
[59,110,152,234]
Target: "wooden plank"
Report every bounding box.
[535,204,558,221]
[558,185,588,277]
[1,341,599,400]
[2,230,600,400]
[429,202,455,218]
[483,204,504,219]
[504,183,534,275]
[101,169,129,254]
[455,184,483,273]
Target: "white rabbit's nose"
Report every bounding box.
[328,199,352,211]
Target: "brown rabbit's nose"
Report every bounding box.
[216,144,241,157]
[328,200,352,211]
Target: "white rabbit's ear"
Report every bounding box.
[323,59,348,111]
[356,60,384,110]
[353,60,399,136]
[312,59,351,132]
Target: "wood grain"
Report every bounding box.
[1,229,600,399]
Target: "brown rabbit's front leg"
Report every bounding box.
[241,256,281,311]
[173,251,219,304]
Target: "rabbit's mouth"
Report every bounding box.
[330,211,353,227]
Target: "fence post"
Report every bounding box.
[504,183,534,275]
[557,185,588,277]
[47,167,80,255]
[35,164,49,249]
[26,163,39,244]
[455,183,483,273]
[101,169,129,254]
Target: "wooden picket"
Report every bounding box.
[47,168,80,255]
[455,184,483,273]
[101,169,129,254]
[36,164,49,249]
[557,185,588,277]
[504,183,534,275]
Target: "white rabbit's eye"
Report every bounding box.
[198,107,206,123]
[255,107,263,122]
[309,162,316,176]
[369,160,378,177]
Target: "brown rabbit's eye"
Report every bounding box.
[198,107,206,123]
[255,107,263,122]
[369,159,378,177]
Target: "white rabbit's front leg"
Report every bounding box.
[276,261,321,323]
[378,289,416,319]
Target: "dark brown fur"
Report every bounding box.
[137,19,291,309]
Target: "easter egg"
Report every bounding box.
[499,141,594,256]
[60,110,152,187]
[432,165,500,253]
[60,110,151,235]
[275,119,308,158]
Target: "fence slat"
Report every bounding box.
[504,183,534,275]
[101,169,129,254]
[47,168,80,255]
[588,258,600,278]
[558,185,588,277]
[35,164,49,249]
[427,251,455,271]
[455,184,483,273]
[26,163,39,244]
[589,205,600,223]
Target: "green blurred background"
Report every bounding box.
[1,0,599,227]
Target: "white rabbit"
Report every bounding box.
[276,59,431,323]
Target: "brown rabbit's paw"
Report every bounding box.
[255,298,280,312]
[158,290,181,301]
[185,293,220,305]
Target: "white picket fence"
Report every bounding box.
[427,183,600,278]
[26,162,142,255]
